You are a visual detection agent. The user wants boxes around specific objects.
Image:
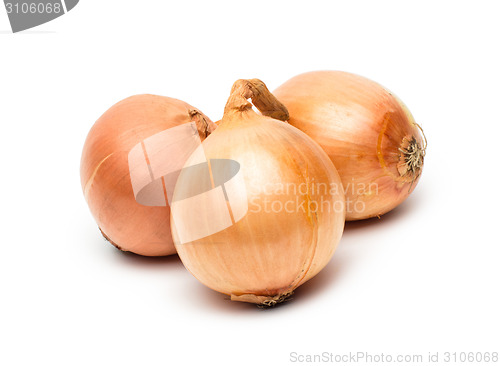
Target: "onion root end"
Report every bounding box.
[230,291,294,308]
[99,227,125,252]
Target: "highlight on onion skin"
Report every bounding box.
[274,71,426,220]
[81,94,216,256]
[170,79,345,306]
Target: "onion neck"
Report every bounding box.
[189,109,217,140]
[223,79,289,122]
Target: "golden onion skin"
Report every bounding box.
[81,95,215,256]
[171,80,345,305]
[274,71,426,220]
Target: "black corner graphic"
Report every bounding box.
[64,0,77,11]
[4,0,79,33]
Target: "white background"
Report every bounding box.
[1,1,499,365]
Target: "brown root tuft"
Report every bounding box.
[98,227,125,251]
[397,134,426,185]
[230,291,294,308]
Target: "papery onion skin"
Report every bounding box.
[171,80,345,305]
[81,94,215,256]
[274,71,426,220]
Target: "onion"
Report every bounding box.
[274,71,426,220]
[170,79,345,305]
[81,94,216,256]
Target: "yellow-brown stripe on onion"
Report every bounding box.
[170,79,345,306]
[274,71,426,220]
